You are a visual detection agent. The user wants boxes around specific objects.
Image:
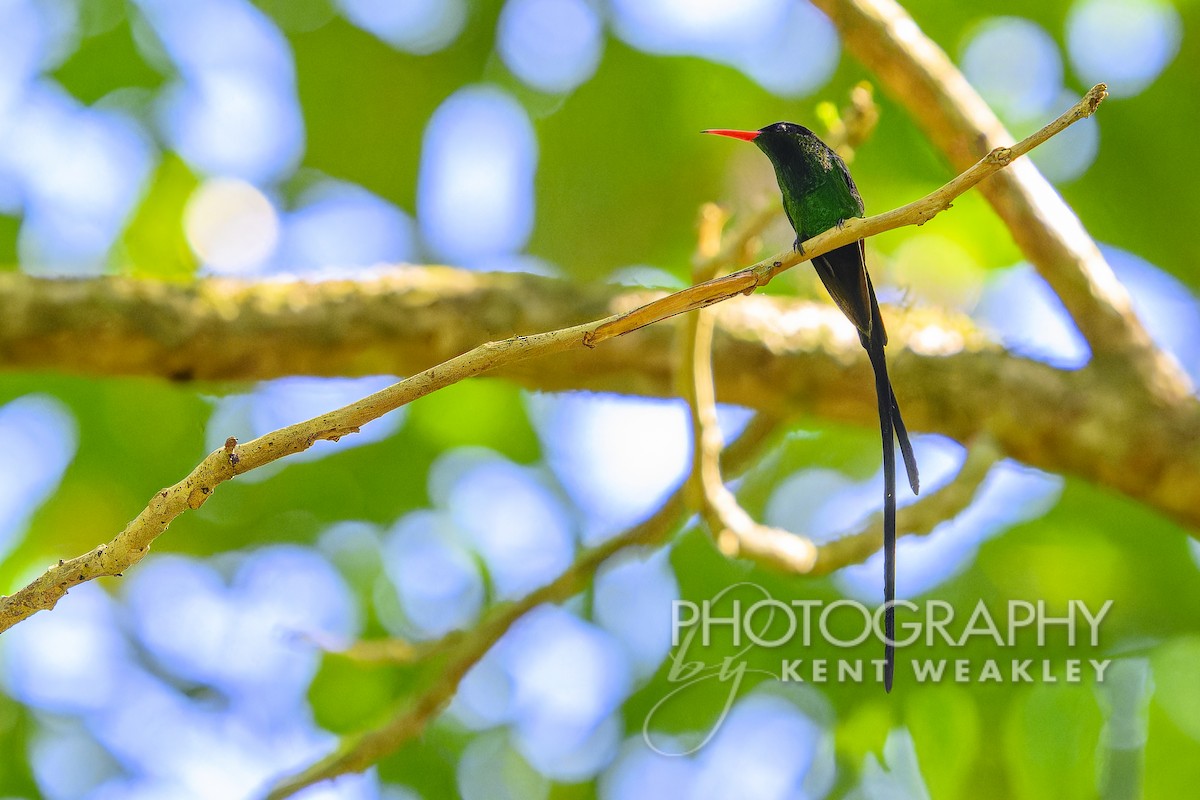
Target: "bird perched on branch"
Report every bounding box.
[704,122,920,691]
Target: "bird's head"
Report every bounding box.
[703,122,824,167]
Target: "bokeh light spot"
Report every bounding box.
[3,85,156,273]
[184,177,280,274]
[593,549,679,679]
[608,0,837,98]
[418,86,537,264]
[1103,245,1200,386]
[0,395,77,561]
[974,264,1091,368]
[458,730,550,800]
[32,720,119,800]
[442,454,575,600]
[273,179,416,276]
[126,547,357,714]
[600,736,698,799]
[0,1,49,125]
[158,71,305,182]
[497,0,605,94]
[383,510,484,639]
[336,0,467,54]
[2,584,129,715]
[138,0,305,182]
[1067,0,1181,98]
[125,556,232,687]
[735,1,839,98]
[690,693,821,799]
[224,545,359,707]
[133,0,295,77]
[529,393,691,543]
[501,606,631,776]
[610,0,788,53]
[961,17,1063,122]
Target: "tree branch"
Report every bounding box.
[264,413,782,799]
[0,87,1110,634]
[587,84,1107,343]
[694,436,995,578]
[805,436,998,576]
[683,204,998,577]
[685,203,821,572]
[811,0,1191,400]
[277,361,991,796]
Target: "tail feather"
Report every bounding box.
[864,331,898,692]
[862,268,919,496]
[816,245,919,692]
[892,391,920,495]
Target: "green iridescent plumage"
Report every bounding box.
[705,122,920,692]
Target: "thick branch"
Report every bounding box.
[6,281,1200,630]
[0,87,1101,378]
[812,0,1190,400]
[0,316,603,633]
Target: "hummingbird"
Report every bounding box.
[704,122,920,691]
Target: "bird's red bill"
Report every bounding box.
[702,128,760,141]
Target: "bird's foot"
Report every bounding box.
[793,237,805,255]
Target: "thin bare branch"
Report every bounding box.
[745,436,1000,577]
[275,417,995,794]
[684,204,820,572]
[683,203,997,577]
[264,413,782,799]
[0,88,1103,635]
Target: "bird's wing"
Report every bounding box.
[833,151,866,216]
[811,240,873,338]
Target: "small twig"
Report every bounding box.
[684,204,820,572]
[760,436,999,577]
[0,87,1101,636]
[684,200,997,576]
[264,498,683,799]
